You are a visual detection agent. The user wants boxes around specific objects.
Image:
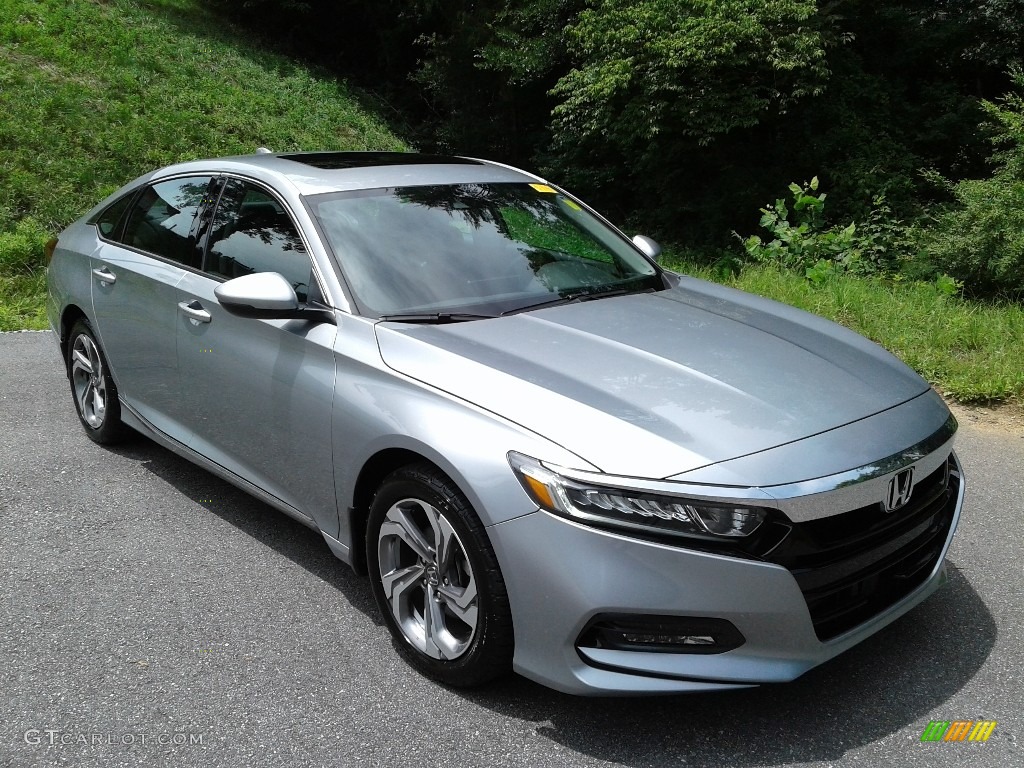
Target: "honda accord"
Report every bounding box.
[46,151,963,694]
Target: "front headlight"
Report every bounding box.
[508,452,767,541]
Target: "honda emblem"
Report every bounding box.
[884,467,915,512]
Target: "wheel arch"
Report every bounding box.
[361,447,517,686]
[336,396,593,575]
[346,444,497,576]
[59,304,89,363]
[347,447,428,574]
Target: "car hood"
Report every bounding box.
[374,279,929,479]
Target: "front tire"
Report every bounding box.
[66,319,128,445]
[366,463,513,687]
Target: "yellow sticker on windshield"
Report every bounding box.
[529,183,556,193]
[564,199,582,211]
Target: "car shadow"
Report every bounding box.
[107,438,994,765]
[104,436,383,626]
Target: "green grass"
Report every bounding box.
[666,259,1024,405]
[0,0,404,330]
[0,217,48,329]
[0,269,45,330]
[1,1,1021,406]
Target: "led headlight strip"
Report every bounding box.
[508,452,767,541]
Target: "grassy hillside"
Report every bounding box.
[0,0,404,329]
[0,0,1020,406]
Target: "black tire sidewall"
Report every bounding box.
[366,464,513,687]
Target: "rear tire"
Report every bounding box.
[66,319,128,445]
[366,463,514,687]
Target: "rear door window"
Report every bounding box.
[120,176,215,268]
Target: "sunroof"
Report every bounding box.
[277,152,483,170]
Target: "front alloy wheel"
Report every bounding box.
[367,464,513,687]
[377,498,479,660]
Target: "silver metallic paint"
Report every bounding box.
[89,235,194,440]
[376,287,929,479]
[118,399,319,532]
[214,271,299,312]
[176,270,340,536]
[492,456,962,695]
[47,152,965,695]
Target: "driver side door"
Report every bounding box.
[175,177,339,532]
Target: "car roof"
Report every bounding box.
[149,151,545,197]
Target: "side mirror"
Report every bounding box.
[215,272,327,321]
[632,235,663,262]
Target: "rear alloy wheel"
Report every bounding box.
[367,463,513,687]
[67,319,128,444]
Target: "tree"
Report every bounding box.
[551,0,829,149]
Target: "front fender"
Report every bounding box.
[329,321,596,557]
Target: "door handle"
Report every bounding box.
[91,267,117,285]
[178,300,212,324]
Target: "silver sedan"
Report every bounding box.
[46,151,964,695]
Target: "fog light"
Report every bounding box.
[621,632,715,646]
[578,614,745,655]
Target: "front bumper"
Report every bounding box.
[490,453,964,695]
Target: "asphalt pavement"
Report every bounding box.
[1,330,1021,768]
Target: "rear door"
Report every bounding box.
[90,175,217,440]
[175,177,339,530]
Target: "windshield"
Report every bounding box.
[306,183,662,317]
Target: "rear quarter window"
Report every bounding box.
[90,192,137,240]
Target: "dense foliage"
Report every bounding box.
[1,0,1019,399]
[921,73,1024,298]
[205,0,1023,296]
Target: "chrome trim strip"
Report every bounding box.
[765,414,957,495]
[539,415,958,522]
[772,435,954,522]
[119,400,319,531]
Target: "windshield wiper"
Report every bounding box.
[377,312,498,324]
[502,287,647,316]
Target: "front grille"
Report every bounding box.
[766,456,959,641]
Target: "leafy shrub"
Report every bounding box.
[739,178,916,279]
[740,178,856,272]
[934,273,963,297]
[922,73,1024,298]
[921,178,1024,297]
[853,196,922,275]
